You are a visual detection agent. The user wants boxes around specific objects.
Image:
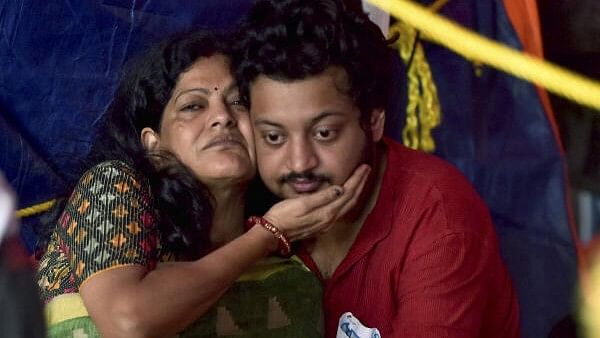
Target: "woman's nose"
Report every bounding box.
[209,104,236,129]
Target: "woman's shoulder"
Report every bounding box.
[79,160,146,186]
[85,160,141,179]
[76,160,147,192]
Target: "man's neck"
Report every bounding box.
[306,144,387,279]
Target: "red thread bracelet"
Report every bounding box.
[246,215,291,256]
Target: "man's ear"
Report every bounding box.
[141,127,160,152]
[370,109,385,142]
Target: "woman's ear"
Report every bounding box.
[141,127,160,151]
[370,109,385,142]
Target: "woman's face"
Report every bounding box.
[143,54,256,190]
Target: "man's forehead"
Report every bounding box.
[250,66,349,88]
[253,111,347,127]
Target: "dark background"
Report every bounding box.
[538,0,600,194]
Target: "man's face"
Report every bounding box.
[249,67,383,198]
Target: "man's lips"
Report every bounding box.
[287,178,323,193]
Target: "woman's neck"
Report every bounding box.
[209,186,247,248]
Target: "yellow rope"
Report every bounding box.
[16,199,56,218]
[428,0,449,13]
[390,20,441,152]
[368,0,600,111]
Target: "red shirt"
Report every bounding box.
[299,138,520,337]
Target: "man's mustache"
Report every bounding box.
[278,171,332,185]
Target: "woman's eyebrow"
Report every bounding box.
[174,88,211,102]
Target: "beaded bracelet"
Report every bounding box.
[245,215,291,256]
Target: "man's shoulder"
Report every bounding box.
[382,137,476,196]
[380,138,492,236]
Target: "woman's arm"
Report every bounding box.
[80,225,275,338]
[79,164,370,338]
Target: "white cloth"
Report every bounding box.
[361,0,390,36]
[336,312,381,338]
[0,172,17,244]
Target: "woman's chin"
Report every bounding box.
[197,168,255,190]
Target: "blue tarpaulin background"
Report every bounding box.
[0,1,578,337]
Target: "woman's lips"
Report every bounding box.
[203,135,244,150]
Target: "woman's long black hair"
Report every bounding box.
[39,31,232,260]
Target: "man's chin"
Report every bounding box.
[280,190,312,199]
[282,185,332,199]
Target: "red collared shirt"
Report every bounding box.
[299,137,520,338]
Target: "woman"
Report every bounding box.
[36,31,369,338]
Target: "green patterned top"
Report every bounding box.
[37,160,323,337]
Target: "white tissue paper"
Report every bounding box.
[336,312,382,338]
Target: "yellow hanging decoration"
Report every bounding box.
[369,0,600,111]
[389,19,441,153]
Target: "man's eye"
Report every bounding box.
[229,99,242,106]
[314,128,337,141]
[263,131,285,145]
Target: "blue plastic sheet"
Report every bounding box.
[0,1,578,337]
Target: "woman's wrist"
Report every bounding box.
[246,224,279,254]
[245,216,291,256]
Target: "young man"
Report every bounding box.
[234,0,520,336]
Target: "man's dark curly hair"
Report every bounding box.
[233,0,392,125]
[40,31,231,260]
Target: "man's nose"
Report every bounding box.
[287,138,318,173]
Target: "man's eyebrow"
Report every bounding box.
[310,111,344,124]
[222,84,239,97]
[254,111,345,128]
[253,119,282,128]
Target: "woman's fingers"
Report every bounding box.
[263,164,372,242]
[292,184,346,213]
[264,185,343,239]
[288,164,371,215]
[332,164,371,217]
[311,164,371,221]
[291,164,371,238]
[345,164,371,192]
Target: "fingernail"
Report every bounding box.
[334,187,343,196]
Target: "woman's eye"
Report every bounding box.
[181,103,204,111]
[263,131,285,145]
